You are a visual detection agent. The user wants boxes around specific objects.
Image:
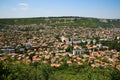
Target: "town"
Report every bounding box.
[0,17,120,80]
[0,23,120,70]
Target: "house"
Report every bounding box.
[73,49,85,55]
[71,38,81,44]
[96,44,102,49]
[93,39,96,44]
[86,39,91,44]
[0,49,15,54]
[67,60,72,64]
[60,36,69,43]
[25,42,32,49]
[116,65,120,71]
[51,63,60,67]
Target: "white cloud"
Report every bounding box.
[19,2,29,11]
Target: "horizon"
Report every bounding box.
[0,0,120,19]
[0,16,120,20]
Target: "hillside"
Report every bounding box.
[0,17,120,28]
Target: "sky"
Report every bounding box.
[0,0,120,19]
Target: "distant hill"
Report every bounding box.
[0,16,120,28]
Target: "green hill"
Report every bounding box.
[0,16,120,28]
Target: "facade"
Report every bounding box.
[0,49,15,54]
[73,49,85,55]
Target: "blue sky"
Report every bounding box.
[0,0,120,19]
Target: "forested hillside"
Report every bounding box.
[0,60,120,80]
[0,17,120,28]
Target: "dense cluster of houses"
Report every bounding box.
[0,25,120,70]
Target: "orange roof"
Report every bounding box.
[27,50,31,53]
[45,55,50,60]
[51,58,56,63]
[116,65,120,71]
[0,57,6,61]
[91,64,95,68]
[25,60,31,64]
[73,59,77,62]
[42,61,47,64]
[0,41,4,45]
[77,62,83,65]
[72,55,77,59]
[41,43,48,47]
[67,61,72,64]
[51,64,60,67]
[33,58,41,62]
[77,57,81,61]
